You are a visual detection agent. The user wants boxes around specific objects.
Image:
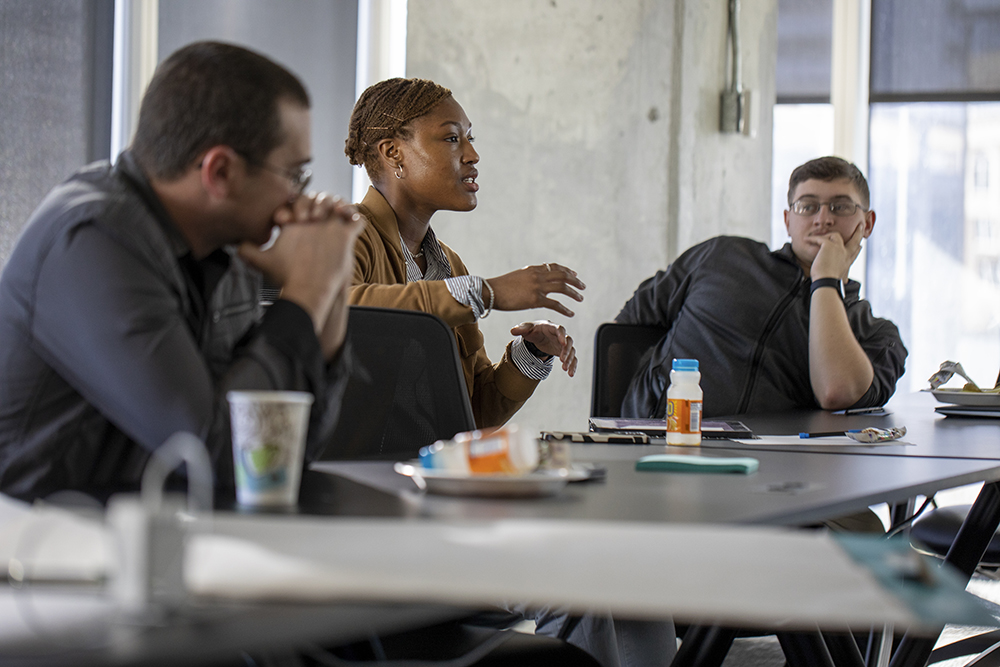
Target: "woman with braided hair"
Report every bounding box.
[344,79,675,667]
[345,78,586,429]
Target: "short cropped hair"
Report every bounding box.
[787,156,871,209]
[344,78,452,181]
[131,41,310,180]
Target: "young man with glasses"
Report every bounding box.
[617,156,907,421]
[0,42,364,502]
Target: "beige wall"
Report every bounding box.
[406,0,778,431]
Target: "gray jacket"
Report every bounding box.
[616,236,907,418]
[0,152,348,501]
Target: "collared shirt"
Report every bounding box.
[0,151,349,501]
[400,229,551,381]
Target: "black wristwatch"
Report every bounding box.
[810,277,843,298]
[524,340,553,361]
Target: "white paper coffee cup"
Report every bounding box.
[227,391,314,507]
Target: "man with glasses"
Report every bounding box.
[617,156,907,421]
[0,42,363,502]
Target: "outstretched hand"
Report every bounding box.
[488,263,585,317]
[511,320,578,377]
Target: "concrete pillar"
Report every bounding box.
[406,0,776,430]
[674,0,778,251]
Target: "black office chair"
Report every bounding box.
[318,306,476,461]
[908,367,1000,663]
[590,322,668,418]
[314,306,598,665]
[911,504,1000,566]
[909,504,1000,665]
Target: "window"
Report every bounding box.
[770,0,834,248]
[771,104,834,247]
[156,0,359,200]
[974,155,990,189]
[775,0,833,102]
[867,0,1000,392]
[977,218,995,241]
[0,0,113,267]
[871,0,1000,100]
[772,0,1000,392]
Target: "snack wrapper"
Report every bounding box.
[927,360,1000,393]
[847,426,906,443]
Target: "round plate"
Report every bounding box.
[393,462,587,498]
[928,389,1000,407]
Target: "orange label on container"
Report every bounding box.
[467,437,516,474]
[667,399,702,434]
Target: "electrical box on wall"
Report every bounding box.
[720,89,746,134]
[721,88,755,136]
[720,0,754,137]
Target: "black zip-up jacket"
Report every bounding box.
[0,153,350,501]
[616,236,907,418]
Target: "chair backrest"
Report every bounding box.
[319,306,476,461]
[590,322,668,418]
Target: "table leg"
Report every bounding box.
[671,625,738,667]
[890,498,916,533]
[777,631,836,667]
[822,629,868,667]
[873,624,895,667]
[889,481,1000,667]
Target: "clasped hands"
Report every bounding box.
[239,192,364,359]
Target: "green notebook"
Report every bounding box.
[636,454,759,474]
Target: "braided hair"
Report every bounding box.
[345,78,452,181]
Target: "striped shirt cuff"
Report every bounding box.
[511,336,552,381]
[445,275,487,318]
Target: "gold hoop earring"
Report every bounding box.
[395,164,403,180]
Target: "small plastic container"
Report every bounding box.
[419,424,539,475]
[666,359,703,446]
[418,439,471,474]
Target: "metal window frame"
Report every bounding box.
[868,0,1000,105]
[84,0,115,163]
[352,0,408,204]
[870,91,1000,104]
[110,0,158,160]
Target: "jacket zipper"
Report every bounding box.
[734,278,805,413]
[200,301,256,345]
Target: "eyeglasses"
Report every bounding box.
[238,152,312,196]
[790,197,865,217]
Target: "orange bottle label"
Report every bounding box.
[466,437,516,474]
[667,399,702,434]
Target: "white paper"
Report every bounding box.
[733,436,912,447]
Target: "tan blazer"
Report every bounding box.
[349,187,538,428]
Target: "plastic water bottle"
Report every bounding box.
[666,359,702,446]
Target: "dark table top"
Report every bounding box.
[13,394,996,665]
[286,396,1000,667]
[701,391,1000,459]
[301,443,1000,528]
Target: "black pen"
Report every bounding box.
[832,407,888,415]
[799,430,861,438]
